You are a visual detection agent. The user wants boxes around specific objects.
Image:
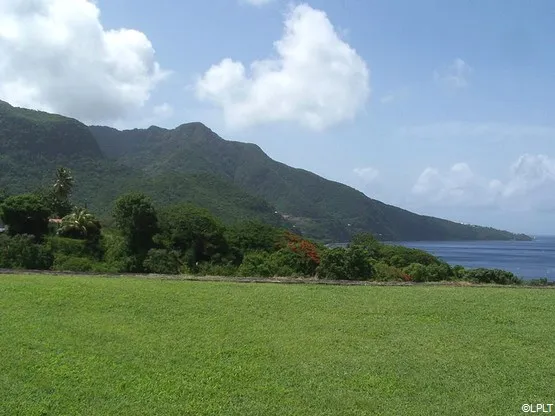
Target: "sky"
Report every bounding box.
[1,0,554,235]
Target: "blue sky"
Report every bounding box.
[1,0,555,234]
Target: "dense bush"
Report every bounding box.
[373,262,408,282]
[528,278,549,286]
[226,220,284,253]
[403,263,428,282]
[282,233,321,276]
[317,246,374,280]
[350,233,381,258]
[379,245,441,268]
[99,231,128,273]
[464,268,522,285]
[53,254,94,272]
[48,236,103,260]
[0,169,525,286]
[404,262,453,282]
[0,193,51,239]
[0,234,53,269]
[452,265,466,280]
[238,251,275,277]
[143,249,181,275]
[157,204,230,269]
[113,193,158,268]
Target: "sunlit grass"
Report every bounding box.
[1,274,553,415]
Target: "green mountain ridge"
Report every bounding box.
[0,100,531,242]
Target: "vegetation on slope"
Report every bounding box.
[90,122,531,242]
[0,167,531,285]
[0,100,531,242]
[0,103,287,227]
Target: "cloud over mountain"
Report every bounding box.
[196,4,369,130]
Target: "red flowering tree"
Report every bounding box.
[279,231,321,276]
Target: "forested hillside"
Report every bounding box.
[91,122,531,242]
[0,100,531,242]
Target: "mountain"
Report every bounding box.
[0,101,285,228]
[0,100,531,242]
[90,122,531,242]
[0,100,102,160]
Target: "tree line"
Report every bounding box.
[0,167,531,285]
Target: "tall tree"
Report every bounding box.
[53,167,74,201]
[0,194,52,240]
[157,203,231,268]
[113,193,158,269]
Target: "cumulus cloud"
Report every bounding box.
[0,0,168,123]
[434,58,472,89]
[412,162,498,208]
[196,4,370,130]
[412,154,555,211]
[354,166,379,182]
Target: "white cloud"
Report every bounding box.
[412,162,497,208]
[0,0,168,123]
[196,4,370,131]
[434,58,472,89]
[398,122,555,141]
[412,154,555,211]
[354,166,379,182]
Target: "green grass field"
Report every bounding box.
[1,275,554,415]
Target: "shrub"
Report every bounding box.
[113,193,158,263]
[157,204,229,268]
[317,246,374,280]
[403,263,428,282]
[53,254,94,272]
[143,249,181,274]
[316,248,348,280]
[268,249,303,277]
[452,265,466,280]
[195,262,239,277]
[274,233,322,276]
[404,262,453,282]
[0,193,51,240]
[350,233,381,258]
[464,268,522,285]
[378,245,441,268]
[238,251,274,277]
[528,278,549,286]
[0,234,53,270]
[47,236,103,260]
[226,221,283,253]
[373,262,407,282]
[101,231,130,273]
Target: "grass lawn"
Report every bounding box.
[1,275,554,415]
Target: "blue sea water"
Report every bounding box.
[396,236,555,281]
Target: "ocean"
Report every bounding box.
[396,236,555,281]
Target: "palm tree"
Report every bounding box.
[53,167,74,201]
[58,207,100,240]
